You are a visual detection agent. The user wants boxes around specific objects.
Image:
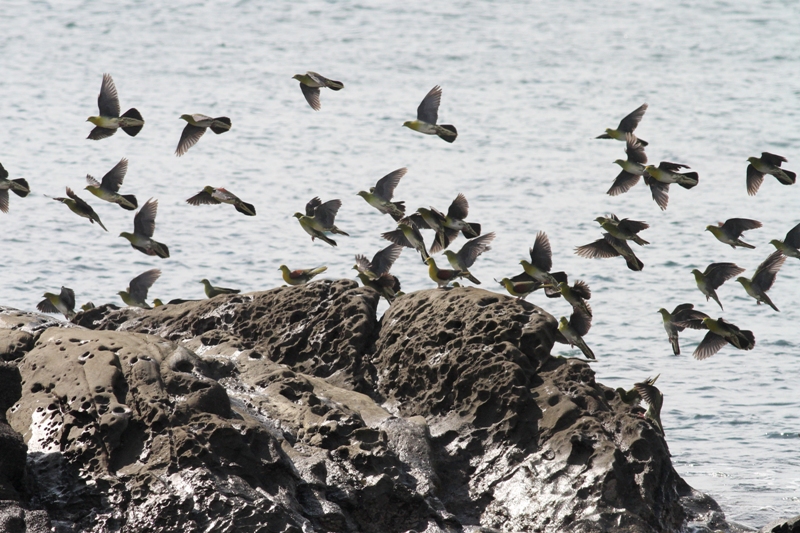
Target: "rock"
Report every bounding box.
[762,515,800,533]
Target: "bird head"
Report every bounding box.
[557,281,569,291]
[594,216,608,224]
[734,276,747,285]
[558,316,569,329]
[498,277,510,286]
[442,250,456,261]
[119,231,133,242]
[644,165,656,173]
[402,121,414,129]
[152,299,163,307]
[278,264,290,273]
[179,114,193,122]
[768,239,782,249]
[292,74,302,81]
[704,225,714,233]
[613,159,626,167]
[199,279,210,286]
[690,268,702,278]
[424,257,434,266]
[202,185,216,194]
[746,156,757,164]
[292,212,303,219]
[356,191,369,199]
[86,116,101,125]
[605,128,614,135]
[657,308,669,317]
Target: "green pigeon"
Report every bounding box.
[556,280,592,317]
[443,232,495,284]
[292,71,343,111]
[357,168,407,221]
[85,158,138,210]
[118,269,161,309]
[575,232,643,271]
[746,152,796,196]
[634,379,664,434]
[200,278,240,298]
[735,250,786,312]
[595,214,649,246]
[86,73,144,140]
[52,187,107,231]
[596,103,648,146]
[691,262,744,310]
[617,374,659,405]
[279,265,328,286]
[175,114,232,156]
[677,315,755,360]
[706,218,762,249]
[353,244,403,301]
[520,231,568,297]
[119,198,170,258]
[657,303,706,355]
[497,274,542,300]
[294,197,348,247]
[441,193,481,238]
[0,162,30,213]
[37,286,77,320]
[382,220,430,262]
[555,308,594,360]
[770,222,800,259]
[425,257,465,288]
[412,208,452,253]
[187,186,256,216]
[403,85,457,143]
[152,299,164,307]
[608,133,648,196]
[643,162,699,210]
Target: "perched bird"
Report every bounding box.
[575,232,643,271]
[617,375,659,405]
[353,244,403,301]
[735,250,786,312]
[37,286,76,320]
[677,315,755,360]
[555,308,595,360]
[425,257,465,288]
[52,187,107,231]
[0,162,30,213]
[279,265,328,286]
[555,280,592,317]
[200,278,240,298]
[596,103,648,146]
[152,299,164,307]
[86,73,144,140]
[85,158,137,210]
[657,303,707,355]
[443,232,495,284]
[80,302,96,312]
[497,274,542,300]
[691,262,744,311]
[608,133,648,196]
[382,220,430,262]
[520,231,568,297]
[403,85,457,143]
[118,269,161,309]
[746,152,796,195]
[595,214,649,246]
[634,379,664,434]
[706,218,762,249]
[770,222,800,259]
[186,186,256,216]
[119,198,170,258]
[293,197,348,247]
[175,114,232,156]
[292,71,344,111]
[357,168,407,221]
[442,193,481,238]
[643,162,699,210]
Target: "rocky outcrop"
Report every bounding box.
[1,281,737,532]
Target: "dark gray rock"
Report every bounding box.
[762,515,800,533]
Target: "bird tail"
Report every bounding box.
[762,294,780,312]
[677,172,699,189]
[777,170,797,185]
[211,117,232,134]
[11,178,30,197]
[462,222,481,238]
[710,293,723,310]
[670,336,680,355]
[330,227,349,236]
[120,194,138,210]
[737,241,756,249]
[235,201,257,216]
[464,272,481,284]
[436,125,458,143]
[96,219,108,232]
[632,235,649,246]
[154,240,170,258]
[309,266,328,276]
[319,234,337,247]
[624,254,644,271]
[595,133,612,140]
[389,201,406,221]
[120,109,144,137]
[578,339,595,360]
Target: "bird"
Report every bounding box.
[293,197,348,247]
[555,280,592,317]
[119,198,170,258]
[86,73,144,140]
[596,103,648,146]
[555,308,594,360]
[152,299,164,307]
[608,133,648,196]
[36,286,76,320]
[442,232,495,284]
[279,265,328,286]
[353,244,403,301]
[442,193,481,238]
[520,231,568,297]
[382,220,430,262]
[497,274,542,300]
[634,379,664,434]
[186,186,256,216]
[575,232,643,271]
[412,208,453,253]
[175,114,232,156]
[51,187,107,231]
[657,303,707,355]
[403,85,457,143]
[425,257,465,288]
[617,375,659,406]
[0,162,30,213]
[770,222,800,259]
[643,162,699,210]
[84,158,138,210]
[735,250,786,312]
[118,269,161,309]
[200,279,240,298]
[676,315,755,360]
[746,152,796,195]
[691,262,744,310]
[357,168,407,221]
[292,71,344,111]
[594,214,649,246]
[706,218,762,249]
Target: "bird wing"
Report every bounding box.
[400,212,429,230]
[633,382,660,409]
[66,188,94,214]
[134,198,158,237]
[509,271,536,283]
[354,254,373,273]
[608,170,641,196]
[373,168,407,201]
[100,158,128,192]
[0,189,8,213]
[784,222,800,248]
[129,269,161,303]
[447,193,469,220]
[381,228,412,249]
[457,232,495,268]
[305,197,322,217]
[37,298,60,314]
[752,250,786,291]
[703,262,744,289]
[722,218,762,238]
[0,162,7,179]
[575,238,619,259]
[693,331,727,360]
[644,174,669,210]
[571,280,591,300]
[617,103,647,132]
[625,133,647,164]
[186,189,220,206]
[761,152,787,166]
[98,73,120,117]
[314,199,342,227]
[299,83,321,111]
[569,308,592,337]
[746,164,765,196]
[175,124,206,156]
[717,319,755,350]
[618,218,649,234]
[658,162,690,172]
[529,231,553,272]
[59,286,76,311]
[416,85,442,124]
[371,243,403,275]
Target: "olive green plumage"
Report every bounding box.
[85,158,138,210]
[555,308,594,360]
[86,73,144,140]
[403,85,457,143]
[37,286,77,320]
[175,114,232,156]
[200,279,240,298]
[118,269,161,309]
[119,198,170,258]
[735,250,786,312]
[292,71,343,111]
[279,265,328,286]
[746,152,795,195]
[52,187,108,231]
[0,162,30,213]
[596,103,648,146]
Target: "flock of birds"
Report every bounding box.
[2,73,799,435]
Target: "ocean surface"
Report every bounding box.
[2,0,799,528]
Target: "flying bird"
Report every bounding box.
[595,214,649,246]
[608,133,648,196]
[200,279,240,298]
[294,197,348,246]
[382,220,430,262]
[617,375,659,406]
[118,269,161,309]
[37,286,76,320]
[770,221,800,259]
[520,231,568,297]
[442,193,481,238]
[691,262,744,310]
[86,73,144,140]
[657,303,707,355]
[279,265,328,286]
[643,162,699,211]
[746,152,796,195]
[575,232,643,271]
[119,198,170,258]
[706,218,762,249]
[555,280,592,317]
[175,114,232,156]
[555,308,595,360]
[676,314,755,360]
[443,232,495,284]
[353,244,403,301]
[292,71,344,111]
[735,250,786,312]
[51,187,107,231]
[596,103,648,146]
[634,379,664,434]
[85,158,137,210]
[497,274,542,300]
[186,186,256,216]
[0,162,30,213]
[403,85,457,143]
[357,168,407,221]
